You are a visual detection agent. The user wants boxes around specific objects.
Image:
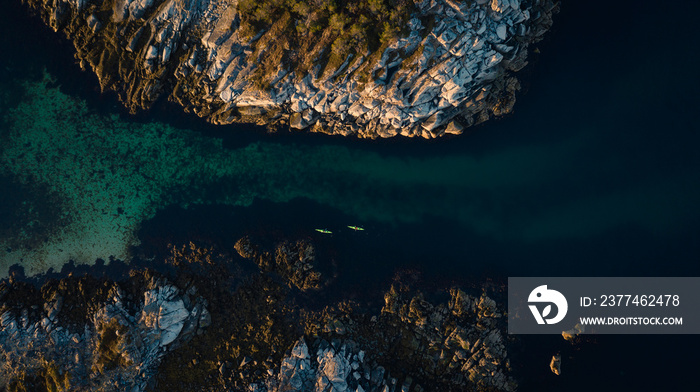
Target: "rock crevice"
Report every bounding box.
[24,0,557,138]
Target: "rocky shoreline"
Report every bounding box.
[0,271,210,391]
[1,237,516,391]
[22,0,557,139]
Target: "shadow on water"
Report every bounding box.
[135,195,700,295]
[6,257,142,291]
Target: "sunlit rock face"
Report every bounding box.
[0,238,516,391]
[244,287,515,392]
[0,276,209,392]
[24,0,557,138]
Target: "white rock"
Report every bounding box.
[291,338,309,359]
[471,36,484,50]
[94,0,555,138]
[484,52,504,69]
[444,86,467,104]
[421,111,448,131]
[348,102,370,117]
[496,24,507,41]
[409,102,433,121]
[87,14,102,32]
[145,45,158,60]
[438,29,457,46]
[1,311,15,328]
[318,348,350,387]
[158,299,188,329]
[128,0,155,20]
[162,45,172,63]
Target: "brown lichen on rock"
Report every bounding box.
[21,0,558,139]
[235,237,323,291]
[6,361,71,392]
[92,317,132,374]
[2,238,515,392]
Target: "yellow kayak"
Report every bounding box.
[315,228,332,234]
[347,226,364,231]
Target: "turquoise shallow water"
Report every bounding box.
[3,66,698,277]
[2,0,700,279]
[1,1,700,390]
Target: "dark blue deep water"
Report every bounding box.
[2,0,700,390]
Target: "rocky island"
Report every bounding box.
[23,0,557,138]
[1,237,516,391]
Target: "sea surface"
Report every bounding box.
[1,0,700,390]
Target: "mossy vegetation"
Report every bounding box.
[238,0,416,87]
[154,241,300,391]
[155,272,299,391]
[92,317,132,374]
[6,361,71,392]
[36,273,152,335]
[2,237,510,391]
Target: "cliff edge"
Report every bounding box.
[24,0,557,138]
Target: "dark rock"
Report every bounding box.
[23,0,557,139]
